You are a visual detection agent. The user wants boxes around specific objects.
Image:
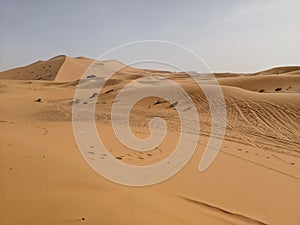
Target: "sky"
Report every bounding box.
[0,0,299,73]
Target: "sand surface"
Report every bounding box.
[0,56,299,225]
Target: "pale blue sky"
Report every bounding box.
[0,0,299,72]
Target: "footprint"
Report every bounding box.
[87,151,94,155]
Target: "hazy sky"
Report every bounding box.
[0,0,299,72]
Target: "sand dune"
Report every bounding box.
[0,55,126,82]
[219,74,300,92]
[252,66,300,75]
[0,56,299,225]
[0,55,66,80]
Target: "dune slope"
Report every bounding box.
[0,57,299,225]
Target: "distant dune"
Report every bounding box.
[1,55,299,83]
[252,66,300,75]
[0,55,125,82]
[0,55,89,81]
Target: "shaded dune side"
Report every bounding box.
[0,55,95,81]
[0,55,66,80]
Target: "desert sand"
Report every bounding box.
[0,56,299,225]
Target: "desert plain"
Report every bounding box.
[0,55,299,225]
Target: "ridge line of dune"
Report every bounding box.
[52,55,67,80]
[54,55,70,81]
[53,56,95,82]
[179,196,268,225]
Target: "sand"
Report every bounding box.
[0,56,299,225]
